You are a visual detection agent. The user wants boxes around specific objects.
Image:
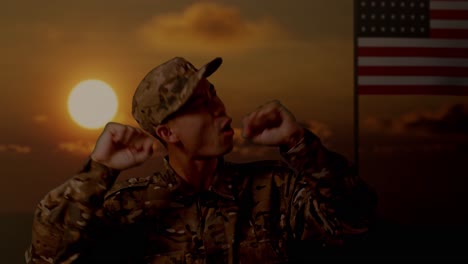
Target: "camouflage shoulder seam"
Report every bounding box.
[104,176,151,200]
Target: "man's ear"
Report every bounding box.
[154,124,179,144]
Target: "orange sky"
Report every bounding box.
[1,0,468,228]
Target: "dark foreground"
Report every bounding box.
[2,214,467,263]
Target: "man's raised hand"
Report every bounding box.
[242,100,305,149]
[90,122,155,170]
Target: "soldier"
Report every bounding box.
[26,57,376,263]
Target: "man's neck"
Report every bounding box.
[167,150,218,192]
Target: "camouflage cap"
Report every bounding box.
[132,57,223,138]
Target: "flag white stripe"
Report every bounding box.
[359,76,468,86]
[358,57,468,67]
[358,38,468,48]
[431,20,468,29]
[431,1,468,10]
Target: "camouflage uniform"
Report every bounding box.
[25,129,375,263]
[25,57,375,263]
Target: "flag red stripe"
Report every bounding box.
[358,47,468,58]
[358,85,468,95]
[431,10,468,20]
[431,29,468,39]
[358,66,468,76]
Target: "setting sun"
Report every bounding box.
[68,80,118,129]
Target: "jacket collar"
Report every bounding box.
[162,156,235,201]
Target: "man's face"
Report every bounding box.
[166,78,234,158]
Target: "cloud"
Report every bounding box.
[363,103,468,137]
[299,120,333,142]
[404,104,468,135]
[57,140,165,158]
[57,141,95,156]
[0,144,31,154]
[137,2,287,54]
[33,114,48,124]
[360,142,461,155]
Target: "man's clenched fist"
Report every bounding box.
[242,100,305,149]
[90,122,155,170]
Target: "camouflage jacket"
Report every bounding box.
[26,130,375,263]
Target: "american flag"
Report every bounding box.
[356,0,468,95]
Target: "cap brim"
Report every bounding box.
[168,57,223,118]
[199,57,223,78]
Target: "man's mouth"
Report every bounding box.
[221,118,234,134]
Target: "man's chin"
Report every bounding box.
[213,143,234,157]
[194,144,233,159]
[220,144,234,156]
